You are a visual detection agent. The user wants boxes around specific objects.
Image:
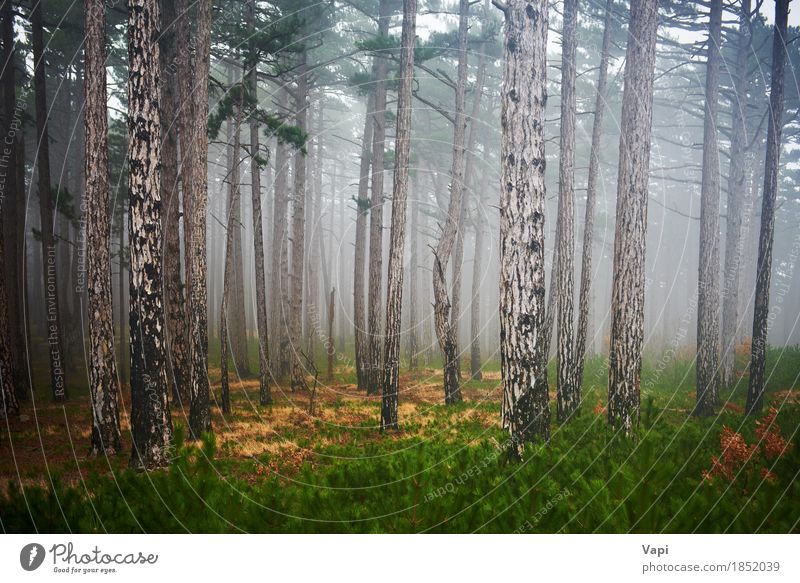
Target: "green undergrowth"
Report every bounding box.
[3,348,798,533]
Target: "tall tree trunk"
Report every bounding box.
[498,0,550,458]
[433,0,468,406]
[118,209,127,385]
[353,91,375,391]
[407,173,419,370]
[380,0,416,431]
[607,0,658,436]
[555,0,578,423]
[721,0,752,390]
[226,66,250,377]
[128,0,172,469]
[290,52,309,391]
[248,0,271,405]
[574,0,613,401]
[366,0,391,396]
[305,105,323,366]
[327,288,335,380]
[160,0,189,406]
[695,0,723,417]
[270,90,291,381]
[2,0,26,401]
[469,208,484,379]
[187,0,213,438]
[221,104,243,415]
[0,229,17,417]
[32,0,67,401]
[747,0,789,415]
[85,0,122,455]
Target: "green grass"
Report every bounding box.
[3,345,799,533]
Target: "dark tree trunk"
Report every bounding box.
[248,0,271,405]
[555,0,578,423]
[607,0,658,436]
[433,0,469,406]
[575,0,613,403]
[160,0,189,406]
[747,0,789,415]
[353,91,375,391]
[695,0,723,417]
[128,0,172,469]
[187,0,213,438]
[32,0,67,401]
[721,0,752,390]
[366,0,391,396]
[1,0,27,401]
[85,0,122,455]
[498,0,551,458]
[380,0,416,431]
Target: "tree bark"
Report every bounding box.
[188,0,213,438]
[85,0,122,455]
[353,91,375,391]
[1,0,26,402]
[695,0,723,417]
[366,0,392,396]
[248,0,271,405]
[607,0,658,436]
[433,0,469,406]
[128,0,172,469]
[270,90,292,381]
[32,0,67,401]
[555,0,578,423]
[380,0,416,431]
[407,173,419,370]
[498,0,551,458]
[747,0,789,415]
[290,52,309,391]
[574,0,613,405]
[160,0,189,406]
[720,0,751,390]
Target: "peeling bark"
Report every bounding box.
[499,0,551,458]
[128,0,172,468]
[86,0,122,455]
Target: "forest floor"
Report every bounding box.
[1,341,799,533]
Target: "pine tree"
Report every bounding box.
[32,0,68,401]
[128,0,172,469]
[497,0,551,458]
[695,0,723,417]
[380,0,417,431]
[85,0,122,455]
[607,0,659,436]
[747,0,790,415]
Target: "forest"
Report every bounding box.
[0,0,798,534]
